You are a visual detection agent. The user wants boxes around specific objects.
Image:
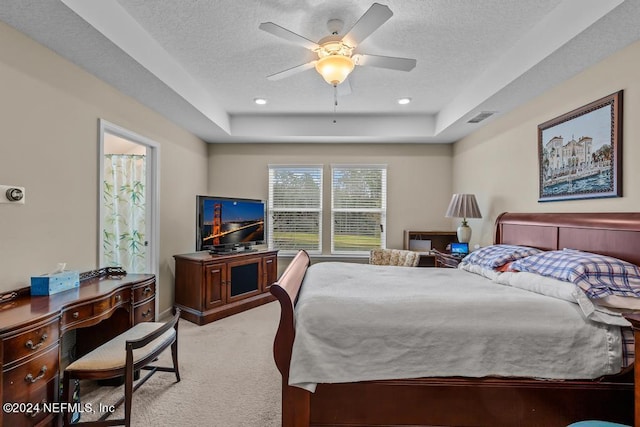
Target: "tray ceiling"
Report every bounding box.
[1,0,639,143]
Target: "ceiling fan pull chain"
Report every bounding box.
[333,84,338,123]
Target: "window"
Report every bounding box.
[331,165,387,254]
[268,166,323,254]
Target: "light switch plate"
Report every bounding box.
[0,185,26,204]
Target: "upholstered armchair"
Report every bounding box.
[369,248,420,267]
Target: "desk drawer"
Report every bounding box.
[62,289,130,328]
[133,281,155,303]
[3,318,59,365]
[3,345,59,402]
[93,289,129,315]
[2,377,57,427]
[134,299,155,323]
[62,303,93,326]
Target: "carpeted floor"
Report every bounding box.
[78,302,282,426]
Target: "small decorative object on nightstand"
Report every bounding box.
[433,250,464,268]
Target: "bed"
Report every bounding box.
[270,212,640,426]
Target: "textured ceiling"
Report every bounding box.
[1,0,639,143]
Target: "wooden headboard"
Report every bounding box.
[494,212,640,266]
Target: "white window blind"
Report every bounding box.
[331,165,387,254]
[268,165,323,254]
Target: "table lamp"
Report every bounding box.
[445,194,482,243]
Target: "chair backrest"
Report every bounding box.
[369,249,420,267]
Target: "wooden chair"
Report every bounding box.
[62,308,181,426]
[369,248,420,267]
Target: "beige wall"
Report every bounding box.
[4,17,638,309]
[208,143,453,253]
[0,22,209,311]
[452,39,640,247]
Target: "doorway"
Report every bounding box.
[98,119,159,281]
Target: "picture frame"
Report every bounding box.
[538,90,622,202]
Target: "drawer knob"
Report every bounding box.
[72,312,79,319]
[143,286,152,294]
[25,333,48,351]
[115,294,122,301]
[25,365,47,383]
[142,308,152,318]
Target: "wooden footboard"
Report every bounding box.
[270,250,312,426]
[270,250,310,377]
[271,216,638,427]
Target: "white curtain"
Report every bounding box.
[103,154,147,273]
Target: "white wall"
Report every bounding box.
[0,21,209,311]
[452,39,640,247]
[208,143,454,253]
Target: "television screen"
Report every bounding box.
[196,196,266,251]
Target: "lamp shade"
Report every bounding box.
[445,194,482,219]
[315,55,355,85]
[445,194,481,244]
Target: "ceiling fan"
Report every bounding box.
[259,3,417,90]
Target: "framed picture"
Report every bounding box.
[538,91,622,202]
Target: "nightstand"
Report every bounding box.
[433,250,464,268]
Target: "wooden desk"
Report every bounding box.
[0,269,156,427]
[403,230,457,267]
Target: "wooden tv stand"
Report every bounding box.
[173,250,278,325]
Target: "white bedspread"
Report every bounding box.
[289,262,622,392]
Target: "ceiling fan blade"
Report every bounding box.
[267,61,317,81]
[259,22,319,51]
[342,3,393,48]
[353,54,416,71]
[337,77,352,96]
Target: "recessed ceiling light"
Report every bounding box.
[254,98,267,105]
[397,97,411,105]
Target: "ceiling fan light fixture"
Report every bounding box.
[315,55,355,85]
[260,4,416,88]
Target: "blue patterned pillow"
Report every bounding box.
[510,249,640,298]
[461,244,543,269]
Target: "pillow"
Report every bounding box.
[496,271,632,326]
[495,262,514,273]
[457,262,502,281]
[509,249,640,299]
[460,244,543,269]
[495,271,577,303]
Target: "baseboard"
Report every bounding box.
[157,306,174,321]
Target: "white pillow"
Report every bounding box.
[497,271,631,327]
[458,262,501,281]
[495,271,576,303]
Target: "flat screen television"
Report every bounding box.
[196,196,266,253]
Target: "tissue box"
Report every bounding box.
[31,271,80,296]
